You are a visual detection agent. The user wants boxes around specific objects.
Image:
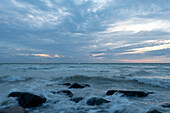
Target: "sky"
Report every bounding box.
[0,0,170,63]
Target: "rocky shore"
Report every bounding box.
[1,82,169,113]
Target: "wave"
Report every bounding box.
[0,75,32,83]
[61,74,124,82]
[60,74,170,89]
[126,76,170,88]
[128,70,152,76]
[7,65,56,70]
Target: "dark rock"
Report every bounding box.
[85,84,91,87]
[0,107,27,113]
[57,90,73,97]
[8,92,46,108]
[69,83,90,89]
[147,109,162,113]
[50,91,57,94]
[69,83,84,88]
[70,97,84,103]
[106,90,153,97]
[19,93,46,108]
[8,92,22,98]
[100,70,109,72]
[62,83,71,86]
[161,103,170,108]
[86,97,110,106]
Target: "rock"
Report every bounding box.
[86,97,110,106]
[62,83,71,86]
[147,109,162,113]
[57,90,73,97]
[0,107,27,113]
[50,91,57,94]
[8,92,22,98]
[69,83,90,89]
[8,92,46,108]
[161,103,170,108]
[85,84,91,87]
[100,70,109,72]
[70,97,84,103]
[106,90,153,97]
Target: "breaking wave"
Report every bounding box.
[0,75,32,83]
[125,76,170,88]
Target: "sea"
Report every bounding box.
[0,63,170,113]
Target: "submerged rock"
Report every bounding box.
[62,83,71,86]
[86,97,110,106]
[161,103,170,108]
[106,90,153,97]
[69,83,90,89]
[57,90,73,97]
[147,109,162,113]
[8,92,46,108]
[50,91,57,94]
[0,107,27,113]
[70,97,84,103]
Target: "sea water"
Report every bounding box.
[0,63,170,113]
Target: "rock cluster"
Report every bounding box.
[2,82,167,113]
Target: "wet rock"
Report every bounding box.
[8,92,22,98]
[50,91,57,94]
[69,83,90,89]
[70,97,84,103]
[85,84,91,87]
[106,90,153,97]
[57,90,73,97]
[86,97,110,106]
[62,83,71,86]
[100,70,109,72]
[147,109,162,113]
[0,107,27,113]
[8,92,46,108]
[161,103,170,108]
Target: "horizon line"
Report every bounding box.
[0,63,170,64]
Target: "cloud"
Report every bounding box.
[1,0,70,29]
[19,54,61,58]
[40,0,53,8]
[116,55,170,63]
[1,0,170,63]
[101,18,170,33]
[11,0,26,8]
[119,43,170,55]
[88,0,113,12]
[117,3,161,17]
[92,57,104,60]
[117,59,160,63]
[91,53,105,57]
[88,39,170,62]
